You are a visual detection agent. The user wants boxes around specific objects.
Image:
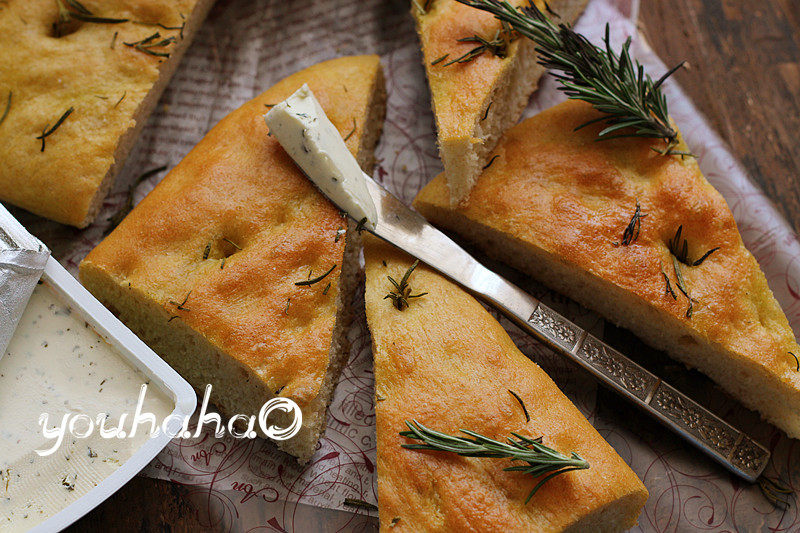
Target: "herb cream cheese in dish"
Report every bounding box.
[264,84,378,229]
[0,282,174,531]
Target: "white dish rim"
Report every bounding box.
[24,257,197,533]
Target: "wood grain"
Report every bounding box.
[639,0,800,233]
[69,1,800,530]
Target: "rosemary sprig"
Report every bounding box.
[53,0,128,37]
[0,91,10,127]
[123,32,176,58]
[401,420,589,503]
[455,0,684,153]
[758,475,794,510]
[295,264,337,286]
[36,107,74,152]
[442,25,514,67]
[384,260,428,310]
[668,225,719,266]
[620,201,646,246]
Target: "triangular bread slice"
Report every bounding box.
[411,0,587,203]
[415,99,800,439]
[80,55,387,462]
[363,234,647,531]
[0,0,215,227]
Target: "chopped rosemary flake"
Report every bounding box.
[220,257,226,269]
[170,291,191,311]
[36,107,74,152]
[295,264,337,286]
[508,389,530,422]
[668,225,719,267]
[202,243,211,260]
[758,475,794,510]
[167,315,179,323]
[355,217,369,233]
[343,118,357,142]
[620,201,647,246]
[662,270,677,300]
[223,237,242,250]
[391,517,401,526]
[790,352,799,372]
[692,247,720,266]
[481,101,493,121]
[482,154,499,170]
[114,91,126,108]
[343,498,378,512]
[412,0,432,14]
[401,420,589,503]
[431,53,449,65]
[0,91,10,127]
[111,31,118,49]
[323,281,331,295]
[384,260,428,311]
[671,256,694,318]
[123,32,176,58]
[334,228,346,242]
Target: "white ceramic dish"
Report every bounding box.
[24,257,197,533]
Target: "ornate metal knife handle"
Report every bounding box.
[521,302,769,481]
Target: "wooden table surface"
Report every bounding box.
[67,1,800,531]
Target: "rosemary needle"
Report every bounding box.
[295,264,337,286]
[401,420,589,503]
[0,91,10,127]
[36,107,74,152]
[343,118,357,142]
[508,389,530,422]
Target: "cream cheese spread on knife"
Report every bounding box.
[264,84,378,229]
[0,283,173,531]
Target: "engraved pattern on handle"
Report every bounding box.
[525,303,770,481]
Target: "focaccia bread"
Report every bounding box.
[411,0,586,203]
[363,234,648,532]
[415,99,800,439]
[80,55,387,462]
[0,0,215,227]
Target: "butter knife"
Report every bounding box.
[264,91,770,483]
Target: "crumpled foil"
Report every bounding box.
[0,203,50,359]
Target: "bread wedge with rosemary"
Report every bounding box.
[0,0,216,228]
[80,55,387,462]
[411,0,586,203]
[414,99,800,439]
[363,234,647,532]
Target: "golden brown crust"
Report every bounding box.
[0,0,213,227]
[415,99,800,437]
[80,55,386,457]
[364,235,647,532]
[412,0,587,202]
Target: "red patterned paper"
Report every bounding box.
[11,0,800,530]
